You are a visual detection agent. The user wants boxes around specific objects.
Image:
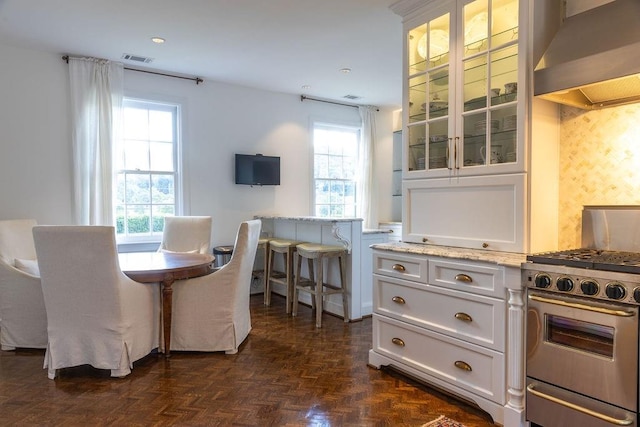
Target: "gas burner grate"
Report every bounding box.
[527,249,640,273]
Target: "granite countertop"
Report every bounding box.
[254,215,363,223]
[370,242,527,268]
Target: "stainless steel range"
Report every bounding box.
[523,206,640,427]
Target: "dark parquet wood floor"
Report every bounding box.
[0,295,497,426]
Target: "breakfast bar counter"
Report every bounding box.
[255,215,390,320]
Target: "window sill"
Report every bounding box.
[117,241,160,253]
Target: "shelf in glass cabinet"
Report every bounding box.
[408,106,449,122]
[463,93,517,111]
[462,26,519,54]
[464,128,516,141]
[407,26,517,74]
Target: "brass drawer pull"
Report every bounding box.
[392,296,406,305]
[454,360,472,372]
[392,264,406,272]
[454,312,473,322]
[455,273,473,283]
[391,337,405,347]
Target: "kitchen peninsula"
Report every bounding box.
[255,215,389,320]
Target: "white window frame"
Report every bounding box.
[115,96,183,244]
[311,120,361,218]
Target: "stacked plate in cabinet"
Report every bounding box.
[473,119,499,135]
[502,115,516,131]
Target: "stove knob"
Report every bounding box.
[605,282,626,300]
[534,273,552,288]
[634,287,640,303]
[580,280,599,296]
[556,276,574,292]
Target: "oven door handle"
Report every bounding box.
[527,384,633,426]
[529,294,636,317]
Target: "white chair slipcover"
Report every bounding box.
[170,219,261,354]
[158,216,212,254]
[33,226,160,379]
[0,219,47,350]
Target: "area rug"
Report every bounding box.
[421,415,468,427]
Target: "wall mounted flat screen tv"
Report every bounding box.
[235,154,281,186]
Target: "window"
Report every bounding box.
[115,98,180,241]
[312,123,360,217]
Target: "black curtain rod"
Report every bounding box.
[62,55,203,85]
[300,95,379,111]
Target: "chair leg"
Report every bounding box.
[262,245,269,295]
[47,368,57,380]
[292,252,302,317]
[264,248,275,306]
[307,257,315,311]
[339,254,349,322]
[285,249,293,314]
[315,256,324,328]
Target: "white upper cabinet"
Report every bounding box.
[403,0,523,179]
[392,0,561,253]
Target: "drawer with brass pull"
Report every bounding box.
[371,315,505,403]
[373,250,427,283]
[373,275,505,351]
[428,258,505,298]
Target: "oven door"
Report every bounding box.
[527,290,638,412]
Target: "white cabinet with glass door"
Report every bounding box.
[403,0,521,178]
[394,0,561,254]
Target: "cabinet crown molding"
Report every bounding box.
[390,0,450,19]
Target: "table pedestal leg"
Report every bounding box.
[161,273,175,357]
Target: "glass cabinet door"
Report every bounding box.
[459,0,518,170]
[406,12,452,174]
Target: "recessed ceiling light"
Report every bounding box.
[339,68,351,74]
[301,85,311,90]
[151,37,166,44]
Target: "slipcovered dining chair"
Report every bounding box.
[170,219,261,354]
[157,215,212,254]
[33,226,160,379]
[0,219,47,350]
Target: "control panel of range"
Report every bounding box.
[522,266,640,306]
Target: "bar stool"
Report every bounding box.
[265,238,301,313]
[292,243,348,328]
[252,238,270,291]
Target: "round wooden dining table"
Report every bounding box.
[119,251,215,357]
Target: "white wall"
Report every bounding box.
[0,41,395,246]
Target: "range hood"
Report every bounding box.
[534,0,640,109]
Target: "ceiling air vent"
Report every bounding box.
[343,94,361,100]
[121,53,154,64]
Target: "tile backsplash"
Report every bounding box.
[559,104,640,249]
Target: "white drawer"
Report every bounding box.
[373,275,505,351]
[373,250,427,283]
[428,258,505,299]
[372,315,505,404]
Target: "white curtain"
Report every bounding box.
[358,106,378,230]
[68,57,123,225]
